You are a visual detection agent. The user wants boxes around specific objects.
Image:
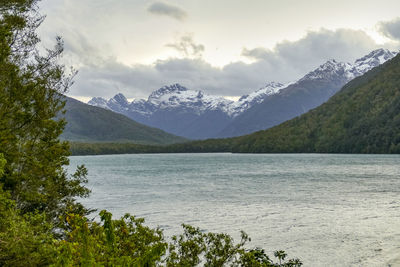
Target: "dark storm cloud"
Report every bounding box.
[147,2,187,21]
[165,34,205,58]
[378,17,400,40]
[68,28,384,99]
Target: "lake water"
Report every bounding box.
[69,153,400,266]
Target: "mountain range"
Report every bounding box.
[88,48,397,139]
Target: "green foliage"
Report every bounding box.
[237,248,273,266]
[51,211,300,267]
[54,211,167,266]
[62,97,187,145]
[237,248,302,267]
[167,224,302,267]
[0,154,5,177]
[0,195,301,267]
[0,0,89,224]
[0,184,58,266]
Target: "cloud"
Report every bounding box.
[165,34,205,58]
[147,2,187,21]
[61,30,114,68]
[242,28,379,70]
[378,17,400,40]
[241,47,270,60]
[67,28,392,100]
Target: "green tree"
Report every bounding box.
[54,211,167,266]
[0,0,89,224]
[0,153,58,266]
[167,224,302,267]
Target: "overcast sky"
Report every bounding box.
[38,0,400,101]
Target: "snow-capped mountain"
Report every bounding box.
[89,84,233,115]
[353,48,398,74]
[88,48,397,139]
[89,84,239,139]
[88,97,109,109]
[88,82,286,121]
[88,93,130,113]
[217,48,398,138]
[299,59,355,81]
[147,84,233,114]
[300,49,398,82]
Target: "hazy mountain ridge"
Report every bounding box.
[62,97,187,145]
[88,48,397,139]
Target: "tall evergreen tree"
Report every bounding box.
[0,0,89,223]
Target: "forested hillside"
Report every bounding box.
[62,97,187,145]
[232,54,400,153]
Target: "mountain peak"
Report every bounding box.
[356,48,396,63]
[304,49,398,83]
[149,84,188,101]
[163,83,188,91]
[263,81,285,89]
[321,59,342,68]
[110,93,129,106]
[88,97,109,109]
[326,58,337,63]
[300,59,351,81]
[353,49,398,74]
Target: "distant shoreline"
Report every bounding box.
[69,142,400,156]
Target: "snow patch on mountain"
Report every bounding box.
[128,99,155,116]
[88,97,109,109]
[148,84,188,104]
[228,82,287,116]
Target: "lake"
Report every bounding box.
[69,153,400,266]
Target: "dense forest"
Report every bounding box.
[0,1,301,266]
[69,138,234,155]
[71,52,400,155]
